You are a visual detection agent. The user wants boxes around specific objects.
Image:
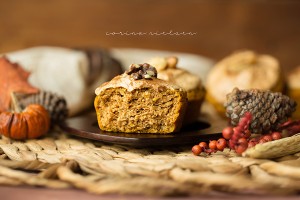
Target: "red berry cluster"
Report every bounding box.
[247,132,282,148]
[192,138,227,155]
[192,112,287,156]
[279,119,300,136]
[226,112,252,154]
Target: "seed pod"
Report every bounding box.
[18,91,68,123]
[225,88,296,133]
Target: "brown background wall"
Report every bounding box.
[0,0,300,72]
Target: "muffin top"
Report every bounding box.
[206,50,281,104]
[148,56,203,92]
[95,63,184,95]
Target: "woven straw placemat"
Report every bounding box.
[0,127,300,196]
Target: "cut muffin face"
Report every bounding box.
[95,86,186,133]
[94,64,187,134]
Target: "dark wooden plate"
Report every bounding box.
[60,112,227,147]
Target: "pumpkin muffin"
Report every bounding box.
[148,56,205,124]
[287,66,300,119]
[94,63,187,134]
[206,50,283,115]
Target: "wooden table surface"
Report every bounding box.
[1,1,300,199]
[1,186,300,200]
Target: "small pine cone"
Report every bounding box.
[225,88,297,133]
[19,91,68,123]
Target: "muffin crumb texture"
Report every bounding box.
[94,65,187,134]
[95,87,186,134]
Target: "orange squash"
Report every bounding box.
[0,104,50,139]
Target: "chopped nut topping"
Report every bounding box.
[126,63,157,80]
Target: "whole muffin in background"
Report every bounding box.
[94,63,187,134]
[148,56,205,125]
[206,50,284,115]
[287,66,300,119]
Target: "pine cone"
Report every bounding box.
[19,91,68,123]
[225,88,297,133]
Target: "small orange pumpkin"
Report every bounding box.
[0,104,50,139]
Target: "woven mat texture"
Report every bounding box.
[0,128,300,196]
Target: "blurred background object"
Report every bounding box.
[0,0,299,73]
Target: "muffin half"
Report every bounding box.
[94,63,187,134]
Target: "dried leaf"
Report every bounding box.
[0,57,38,112]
